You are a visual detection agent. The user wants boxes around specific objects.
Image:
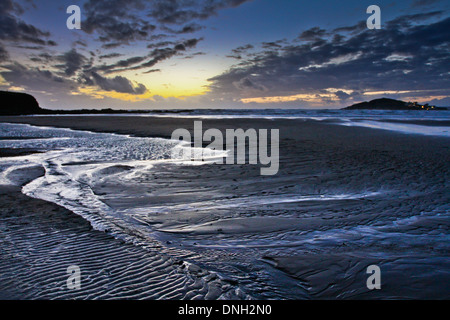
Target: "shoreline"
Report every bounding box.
[0,183,247,300]
[2,114,449,140]
[0,116,449,299]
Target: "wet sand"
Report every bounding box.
[0,115,449,299]
[0,184,246,300]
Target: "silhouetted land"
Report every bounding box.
[0,91,42,115]
[0,91,447,115]
[344,98,447,111]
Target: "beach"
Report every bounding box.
[0,115,449,299]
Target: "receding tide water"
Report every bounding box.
[0,109,449,299]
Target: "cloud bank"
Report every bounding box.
[207,11,450,107]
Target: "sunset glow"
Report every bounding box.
[0,0,448,109]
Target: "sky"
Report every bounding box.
[0,0,449,109]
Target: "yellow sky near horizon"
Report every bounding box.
[93,55,228,101]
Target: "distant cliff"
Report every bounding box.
[0,91,44,115]
[344,98,447,111]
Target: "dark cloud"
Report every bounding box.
[163,23,204,34]
[208,13,450,102]
[0,62,146,108]
[0,0,23,14]
[0,0,222,100]
[183,52,206,59]
[90,72,147,94]
[143,69,161,74]
[99,53,124,59]
[147,34,172,42]
[298,27,328,41]
[15,45,43,50]
[56,49,87,77]
[412,0,442,7]
[38,52,52,60]
[74,40,87,47]
[2,48,147,96]
[334,90,351,101]
[262,41,285,49]
[140,38,202,68]
[101,42,122,50]
[233,77,266,92]
[96,38,203,73]
[0,44,8,61]
[0,0,55,46]
[233,44,254,53]
[82,0,251,44]
[0,62,69,92]
[334,21,367,34]
[227,44,254,59]
[28,52,53,63]
[147,41,175,49]
[148,0,253,24]
[82,0,156,43]
[1,0,249,102]
[96,55,148,74]
[385,11,443,29]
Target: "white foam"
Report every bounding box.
[339,120,450,137]
[138,191,381,215]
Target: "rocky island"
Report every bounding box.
[344,98,447,111]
